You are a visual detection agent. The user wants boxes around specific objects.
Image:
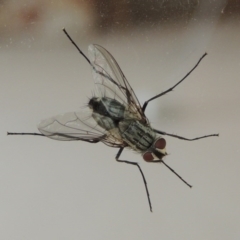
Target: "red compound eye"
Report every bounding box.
[143,152,154,162]
[154,138,166,150]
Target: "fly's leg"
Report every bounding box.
[7,132,102,143]
[116,147,152,212]
[7,132,44,137]
[153,129,219,141]
[63,28,92,66]
[161,160,192,188]
[152,157,192,188]
[142,53,207,113]
[63,28,121,89]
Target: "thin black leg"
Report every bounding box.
[63,29,126,94]
[142,53,207,113]
[116,147,152,212]
[7,132,102,143]
[7,132,44,136]
[63,28,92,66]
[152,149,192,188]
[161,160,192,188]
[153,129,219,141]
[152,153,192,188]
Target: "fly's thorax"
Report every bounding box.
[118,120,156,152]
[142,137,167,162]
[88,97,125,120]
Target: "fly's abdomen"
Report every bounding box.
[104,98,125,119]
[89,97,125,120]
[92,112,116,131]
[119,120,156,152]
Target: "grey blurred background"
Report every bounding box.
[1,0,240,239]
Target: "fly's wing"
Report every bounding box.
[88,44,148,123]
[38,108,123,148]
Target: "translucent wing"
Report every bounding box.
[88,44,148,123]
[38,108,124,147]
[38,44,147,147]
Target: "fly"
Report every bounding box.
[8,29,219,212]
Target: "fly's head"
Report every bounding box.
[142,137,167,162]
